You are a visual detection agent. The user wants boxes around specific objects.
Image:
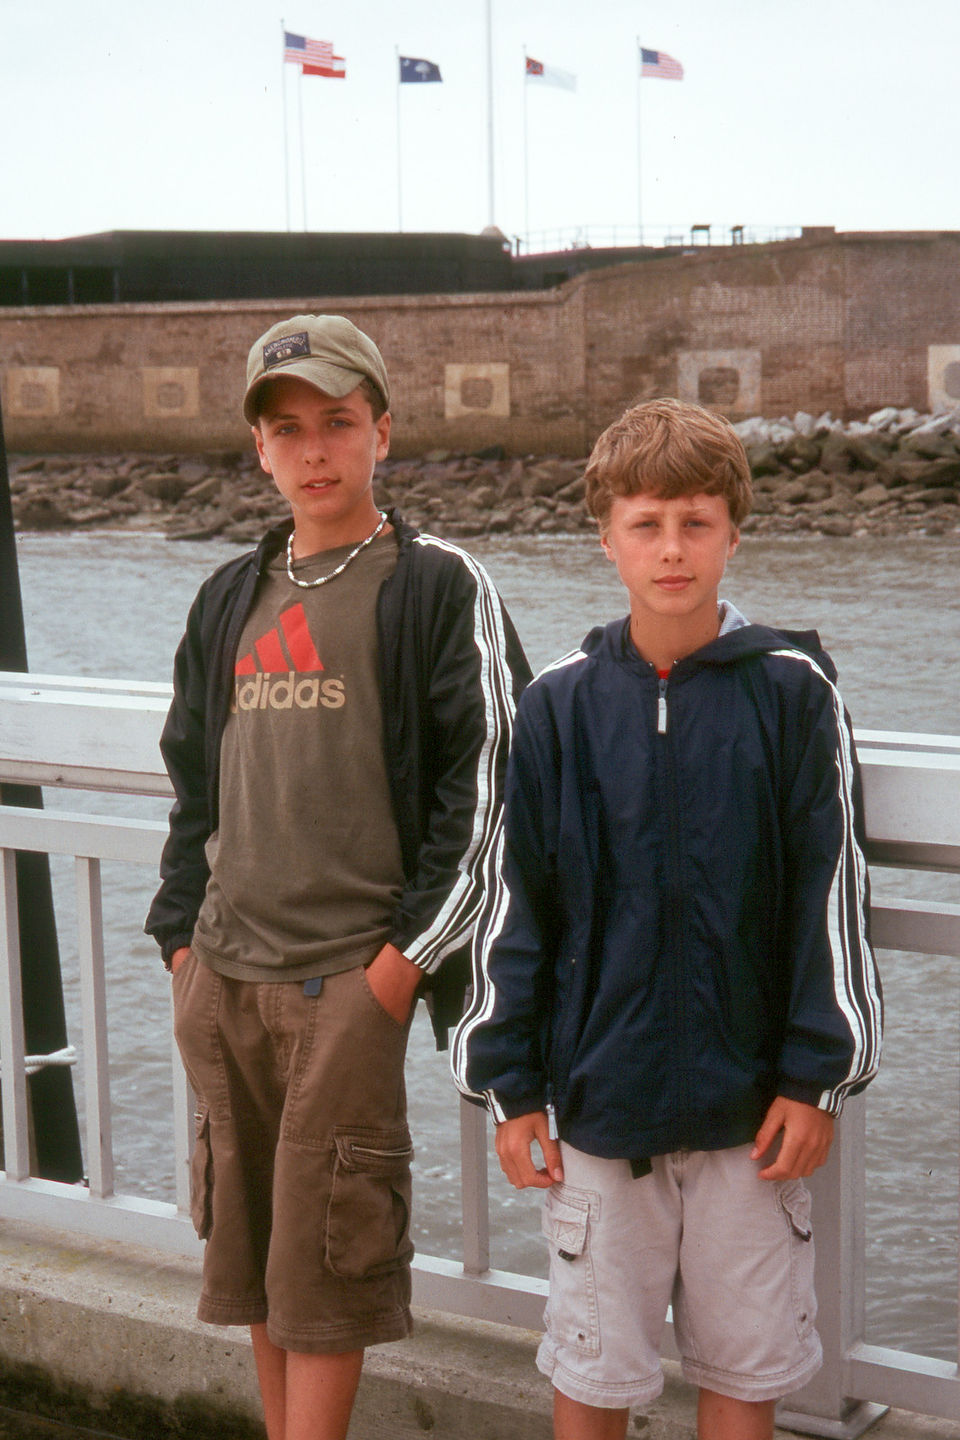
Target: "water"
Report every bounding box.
[12,526,960,1359]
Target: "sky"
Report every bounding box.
[2,0,959,249]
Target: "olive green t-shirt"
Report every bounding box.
[191,529,404,982]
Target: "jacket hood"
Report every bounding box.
[582,606,832,680]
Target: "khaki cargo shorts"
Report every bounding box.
[173,954,414,1353]
[537,1142,822,1408]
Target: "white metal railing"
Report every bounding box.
[0,674,959,1436]
[514,222,805,256]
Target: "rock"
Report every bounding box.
[14,494,68,528]
[856,483,891,507]
[900,430,960,461]
[746,443,782,477]
[867,406,901,430]
[138,472,194,502]
[815,516,854,536]
[774,477,815,504]
[86,472,131,499]
[185,475,224,503]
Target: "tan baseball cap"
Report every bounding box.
[242,313,390,423]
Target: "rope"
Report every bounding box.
[0,1045,78,1076]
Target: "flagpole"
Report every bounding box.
[298,66,308,230]
[484,0,495,226]
[281,20,291,230]
[522,46,529,248]
[636,38,643,245]
[395,47,403,231]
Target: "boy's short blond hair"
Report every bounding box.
[585,397,753,532]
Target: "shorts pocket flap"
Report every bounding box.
[779,1179,813,1241]
[541,1189,590,1257]
[333,1124,414,1175]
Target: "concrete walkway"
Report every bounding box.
[0,1219,954,1439]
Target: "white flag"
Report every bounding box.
[525,56,577,92]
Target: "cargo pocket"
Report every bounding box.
[190,1103,214,1241]
[326,1124,415,1280]
[778,1178,817,1341]
[540,1184,600,1356]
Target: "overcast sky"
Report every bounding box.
[2,0,958,248]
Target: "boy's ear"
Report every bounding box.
[252,424,272,475]
[729,526,741,556]
[375,411,391,461]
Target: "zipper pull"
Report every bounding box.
[546,1101,559,1140]
[657,676,668,735]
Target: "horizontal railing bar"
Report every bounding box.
[412,1254,548,1330]
[845,1342,960,1421]
[870,899,960,957]
[0,807,166,864]
[857,730,960,754]
[0,760,173,796]
[0,1175,551,1325]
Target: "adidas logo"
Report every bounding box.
[232,603,345,712]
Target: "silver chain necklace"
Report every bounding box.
[285,512,388,589]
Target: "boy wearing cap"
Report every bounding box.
[146,314,530,1440]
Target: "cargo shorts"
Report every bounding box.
[537,1142,823,1408]
[172,953,414,1354]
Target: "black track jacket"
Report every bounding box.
[145,511,531,1046]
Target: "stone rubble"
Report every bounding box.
[7,406,960,541]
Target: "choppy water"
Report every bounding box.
[12,526,960,1360]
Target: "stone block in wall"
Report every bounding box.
[443,363,510,420]
[927,346,960,413]
[141,367,200,421]
[676,350,762,416]
[2,366,60,418]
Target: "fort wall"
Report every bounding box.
[2,231,959,457]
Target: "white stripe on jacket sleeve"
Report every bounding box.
[402,534,518,973]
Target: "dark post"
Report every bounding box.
[0,397,83,1182]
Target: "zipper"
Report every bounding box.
[546,1100,559,1141]
[657,675,669,734]
[656,670,690,1133]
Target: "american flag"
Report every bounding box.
[639,47,684,81]
[284,31,335,68]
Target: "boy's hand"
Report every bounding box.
[364,943,421,1025]
[751,1096,835,1181]
[495,1112,564,1189]
[169,946,192,976]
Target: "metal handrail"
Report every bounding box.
[0,675,959,1434]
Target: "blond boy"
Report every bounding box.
[454,398,881,1440]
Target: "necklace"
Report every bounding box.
[285,512,388,589]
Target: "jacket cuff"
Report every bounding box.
[160,933,194,971]
[776,1075,840,1114]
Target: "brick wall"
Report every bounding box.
[1,231,958,456]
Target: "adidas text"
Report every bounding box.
[232,672,345,712]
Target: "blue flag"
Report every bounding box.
[399,56,442,83]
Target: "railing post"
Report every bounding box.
[776,1095,887,1438]
[75,856,113,1198]
[169,986,194,1217]
[459,1096,490,1276]
[0,848,30,1179]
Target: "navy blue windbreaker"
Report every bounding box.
[451,608,882,1159]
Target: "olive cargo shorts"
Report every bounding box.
[173,954,414,1353]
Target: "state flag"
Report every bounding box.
[400,56,442,83]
